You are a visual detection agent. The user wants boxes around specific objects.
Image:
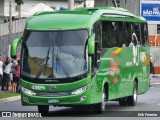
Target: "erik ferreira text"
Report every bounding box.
[138,112,158,117]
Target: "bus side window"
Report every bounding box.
[102,21,110,49]
[118,21,125,47]
[124,22,132,47]
[111,21,119,47]
[141,23,148,46]
[102,21,124,48]
[92,21,102,70]
[133,22,141,46]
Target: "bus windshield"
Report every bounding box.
[21,29,89,79]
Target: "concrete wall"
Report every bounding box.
[0,0,4,14]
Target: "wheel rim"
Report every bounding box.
[133,85,137,102]
[101,92,106,111]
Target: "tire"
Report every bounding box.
[38,105,49,116]
[119,98,128,106]
[127,81,138,106]
[94,90,106,113]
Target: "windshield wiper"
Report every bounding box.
[35,46,50,78]
[56,49,70,78]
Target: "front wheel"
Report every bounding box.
[38,105,49,116]
[94,90,106,113]
[127,82,138,106]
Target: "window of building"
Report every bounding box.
[157,24,160,34]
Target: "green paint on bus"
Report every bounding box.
[11,7,150,113]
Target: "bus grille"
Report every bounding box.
[36,92,71,97]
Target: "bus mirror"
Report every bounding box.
[11,36,22,57]
[88,34,95,55]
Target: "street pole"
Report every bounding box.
[84,0,86,8]
[8,0,12,57]
[133,0,137,15]
[113,0,118,7]
[68,0,74,10]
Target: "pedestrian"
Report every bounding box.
[150,61,154,75]
[12,60,20,93]
[3,57,12,91]
[0,55,3,90]
[12,54,19,92]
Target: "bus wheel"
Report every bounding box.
[94,90,106,113]
[119,98,128,106]
[127,82,138,106]
[38,105,49,116]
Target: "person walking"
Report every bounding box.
[0,55,3,90]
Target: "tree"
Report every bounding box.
[15,0,24,18]
[15,0,24,5]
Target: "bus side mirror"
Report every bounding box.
[10,36,22,57]
[88,34,95,55]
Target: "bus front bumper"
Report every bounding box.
[21,87,92,106]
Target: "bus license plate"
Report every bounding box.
[48,99,59,104]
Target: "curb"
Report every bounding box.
[0,95,21,104]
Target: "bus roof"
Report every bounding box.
[25,7,147,30]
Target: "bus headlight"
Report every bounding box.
[21,87,36,96]
[71,84,90,95]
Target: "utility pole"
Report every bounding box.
[68,0,74,10]
[113,0,118,7]
[9,0,12,40]
[8,0,12,57]
[84,0,86,8]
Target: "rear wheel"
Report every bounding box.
[119,97,128,106]
[94,90,106,113]
[38,105,49,116]
[127,82,138,106]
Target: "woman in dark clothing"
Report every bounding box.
[150,61,154,75]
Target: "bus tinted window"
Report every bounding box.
[134,23,141,46]
[124,22,132,47]
[102,21,132,48]
[141,23,148,46]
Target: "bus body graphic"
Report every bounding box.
[110,53,119,83]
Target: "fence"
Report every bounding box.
[0,19,27,59]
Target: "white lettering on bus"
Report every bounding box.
[31,85,45,91]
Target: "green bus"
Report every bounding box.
[11,7,150,114]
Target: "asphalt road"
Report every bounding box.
[0,85,160,120]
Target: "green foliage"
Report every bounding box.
[15,0,24,5]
